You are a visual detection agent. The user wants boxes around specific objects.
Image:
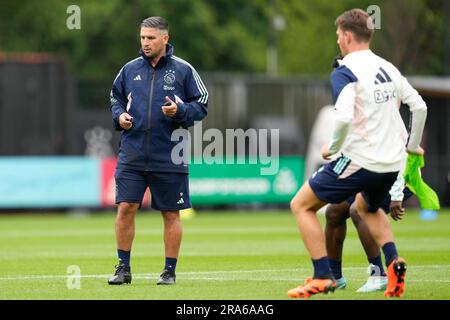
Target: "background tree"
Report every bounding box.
[0,0,446,81]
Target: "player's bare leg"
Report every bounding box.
[115,202,139,251]
[352,195,394,246]
[288,182,336,298]
[325,202,350,288]
[162,211,182,259]
[353,194,406,297]
[350,207,388,292]
[350,207,380,259]
[291,183,327,259]
[157,210,182,285]
[108,202,139,285]
[325,202,349,262]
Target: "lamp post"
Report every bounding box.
[267,10,285,76]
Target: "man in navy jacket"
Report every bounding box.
[108,16,208,286]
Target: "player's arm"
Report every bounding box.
[168,67,208,127]
[322,67,357,160]
[399,76,427,155]
[388,146,424,220]
[323,117,351,160]
[110,68,132,131]
[389,172,405,221]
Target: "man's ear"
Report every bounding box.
[344,31,352,44]
[163,34,170,44]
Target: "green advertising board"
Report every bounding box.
[189,156,304,205]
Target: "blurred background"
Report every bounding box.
[0,0,449,211]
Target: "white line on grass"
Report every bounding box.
[0,265,449,281]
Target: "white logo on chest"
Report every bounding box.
[164,69,176,91]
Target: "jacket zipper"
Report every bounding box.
[145,70,156,170]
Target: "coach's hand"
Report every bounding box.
[119,112,133,130]
[389,201,405,221]
[162,96,178,117]
[321,144,332,160]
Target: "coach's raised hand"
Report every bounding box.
[119,112,133,130]
[161,96,177,117]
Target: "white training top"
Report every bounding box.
[328,49,427,173]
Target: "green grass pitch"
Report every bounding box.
[0,209,449,300]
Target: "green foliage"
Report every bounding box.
[277,0,348,74]
[0,0,446,79]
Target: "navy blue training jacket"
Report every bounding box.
[110,44,208,173]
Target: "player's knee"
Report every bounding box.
[162,211,180,224]
[325,208,342,226]
[290,197,301,215]
[325,203,349,226]
[352,196,367,213]
[118,202,138,217]
[289,198,296,213]
[349,205,362,226]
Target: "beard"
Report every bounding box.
[144,48,160,60]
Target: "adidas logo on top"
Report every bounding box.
[133,75,141,81]
[374,67,392,85]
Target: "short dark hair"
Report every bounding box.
[140,16,169,32]
[335,9,373,42]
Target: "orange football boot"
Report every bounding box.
[384,257,407,297]
[288,277,336,298]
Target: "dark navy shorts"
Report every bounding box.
[308,155,398,213]
[346,187,414,214]
[115,166,191,211]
